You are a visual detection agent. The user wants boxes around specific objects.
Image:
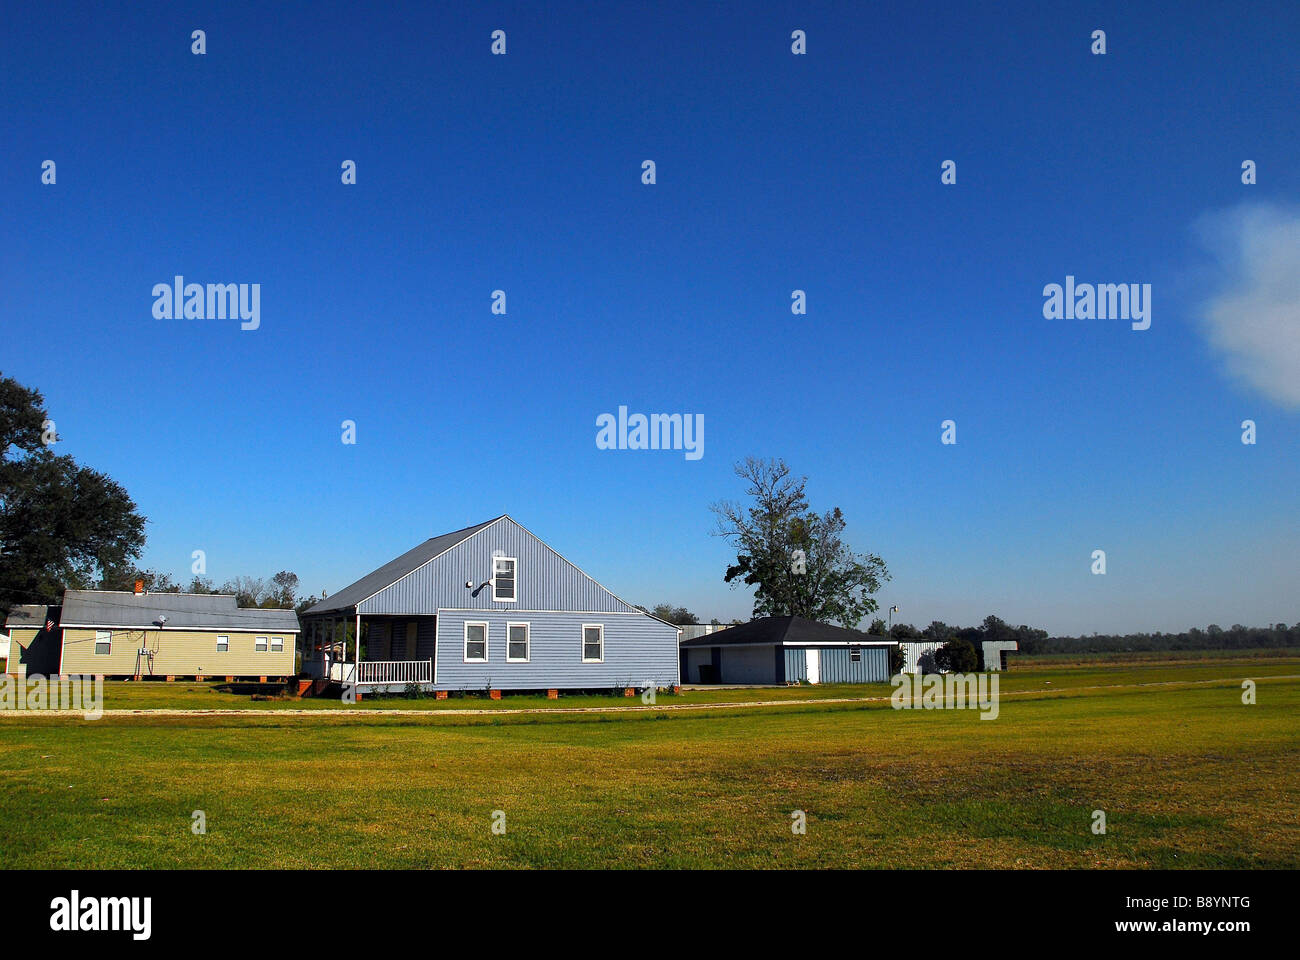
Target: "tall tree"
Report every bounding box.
[221,575,269,608]
[0,374,147,611]
[270,570,299,609]
[99,565,179,593]
[649,603,700,625]
[711,457,889,628]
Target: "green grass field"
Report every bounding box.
[1,656,1296,868]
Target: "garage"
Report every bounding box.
[679,615,897,685]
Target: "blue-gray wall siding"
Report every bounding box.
[784,647,807,682]
[358,517,639,616]
[784,646,890,683]
[435,610,678,690]
[816,646,890,683]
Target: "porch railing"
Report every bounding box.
[356,659,434,685]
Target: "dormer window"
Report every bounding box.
[493,556,517,602]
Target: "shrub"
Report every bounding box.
[934,638,978,673]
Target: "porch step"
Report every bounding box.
[297,678,334,698]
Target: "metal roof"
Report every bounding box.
[4,604,52,629]
[302,516,504,616]
[60,590,300,632]
[678,615,896,648]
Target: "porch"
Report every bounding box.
[300,612,436,689]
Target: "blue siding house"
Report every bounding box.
[301,516,679,694]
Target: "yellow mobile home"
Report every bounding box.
[53,589,299,681]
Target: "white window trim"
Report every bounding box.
[506,622,530,663]
[216,635,229,653]
[271,636,284,652]
[464,621,489,663]
[255,635,268,652]
[581,623,604,663]
[94,629,112,655]
[492,556,517,602]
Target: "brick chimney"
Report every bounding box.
[134,578,144,595]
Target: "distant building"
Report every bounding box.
[896,638,1018,673]
[679,616,895,685]
[5,589,299,681]
[677,623,732,642]
[3,604,62,678]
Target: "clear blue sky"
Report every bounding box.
[4,1,1297,635]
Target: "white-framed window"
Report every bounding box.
[850,646,861,663]
[94,630,112,655]
[216,635,229,653]
[464,621,488,662]
[507,622,530,662]
[582,624,604,663]
[271,636,284,652]
[492,556,517,602]
[255,636,268,652]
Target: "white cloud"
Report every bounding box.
[1197,204,1300,408]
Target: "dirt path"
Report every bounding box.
[2,673,1293,719]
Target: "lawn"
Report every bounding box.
[12,655,1300,712]
[0,660,1296,869]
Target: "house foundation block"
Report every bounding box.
[489,689,502,700]
[547,689,559,700]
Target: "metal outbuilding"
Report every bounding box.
[679,616,896,685]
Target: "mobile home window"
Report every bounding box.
[464,622,488,662]
[94,630,111,655]
[255,636,268,652]
[216,635,229,652]
[582,624,604,663]
[507,623,530,662]
[493,557,517,601]
[850,647,861,662]
[271,636,284,652]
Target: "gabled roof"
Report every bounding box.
[60,590,300,632]
[678,615,896,648]
[4,604,52,629]
[303,517,503,615]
